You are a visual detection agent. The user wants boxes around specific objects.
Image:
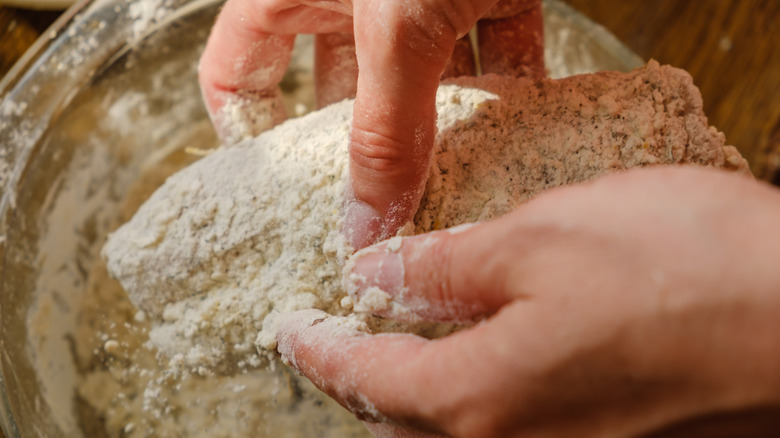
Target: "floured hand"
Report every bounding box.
[277,166,780,437]
[198,0,545,249]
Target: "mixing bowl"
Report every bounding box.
[0,0,642,436]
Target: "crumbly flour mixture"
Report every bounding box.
[104,62,749,381]
[61,123,368,437]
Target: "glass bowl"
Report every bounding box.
[0,0,643,436]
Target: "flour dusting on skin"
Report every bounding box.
[211,89,288,145]
[103,63,749,376]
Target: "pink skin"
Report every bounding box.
[198,0,544,250]
[277,167,780,437]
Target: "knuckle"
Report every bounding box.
[349,128,412,176]
[427,235,457,309]
[391,0,479,63]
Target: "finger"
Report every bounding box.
[198,2,294,143]
[344,221,517,322]
[275,308,521,435]
[275,310,435,427]
[442,36,476,79]
[198,0,353,142]
[315,33,359,108]
[477,0,545,78]
[345,0,496,249]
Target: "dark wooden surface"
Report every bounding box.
[2,0,778,180]
[0,6,59,74]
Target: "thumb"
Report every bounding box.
[344,222,517,323]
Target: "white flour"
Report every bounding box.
[103,62,749,375]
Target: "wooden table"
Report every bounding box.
[2,0,778,181]
[0,6,58,73]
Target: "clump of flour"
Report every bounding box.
[103,62,749,373]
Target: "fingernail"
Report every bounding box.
[344,238,410,319]
[344,199,384,250]
[273,309,335,370]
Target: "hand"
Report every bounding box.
[276,166,780,437]
[198,0,545,249]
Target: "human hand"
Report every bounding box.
[198,0,545,249]
[276,166,780,437]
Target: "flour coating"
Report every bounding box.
[103,62,749,372]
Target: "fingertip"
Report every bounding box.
[274,310,436,424]
[208,88,288,145]
[345,240,409,318]
[344,225,511,323]
[274,311,517,435]
[344,198,384,250]
[275,310,370,373]
[346,120,433,246]
[197,0,296,143]
[273,309,330,361]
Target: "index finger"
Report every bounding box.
[344,0,498,249]
[274,306,531,437]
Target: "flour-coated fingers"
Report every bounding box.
[199,0,353,142]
